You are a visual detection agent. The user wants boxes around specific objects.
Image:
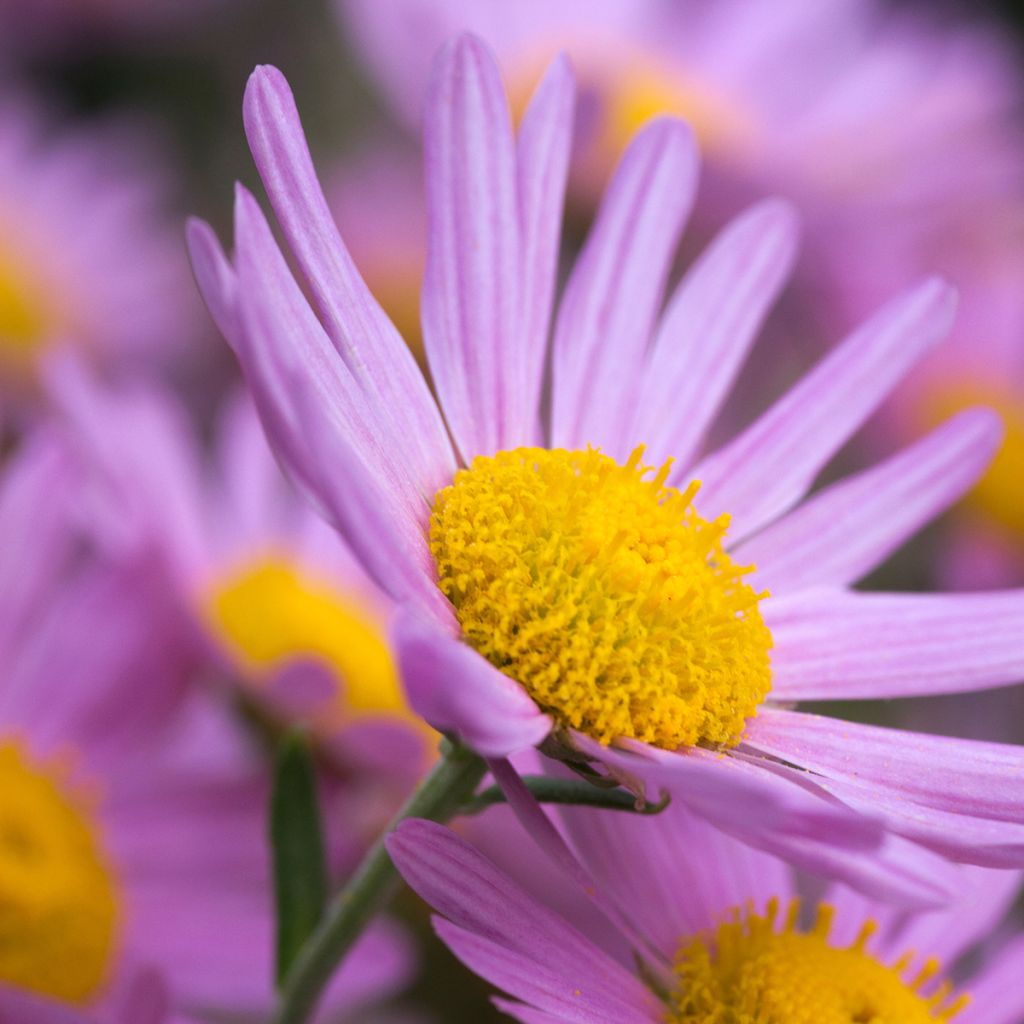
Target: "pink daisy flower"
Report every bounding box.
[388,807,1024,1023]
[0,97,196,407]
[188,35,1024,903]
[0,429,412,1022]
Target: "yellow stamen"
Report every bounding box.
[0,740,119,1004]
[205,558,412,725]
[429,446,772,749]
[667,898,968,1023]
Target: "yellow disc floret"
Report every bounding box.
[206,558,409,722]
[429,446,772,749]
[667,898,967,1023]
[0,741,119,1004]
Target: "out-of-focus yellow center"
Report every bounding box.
[926,386,1024,537]
[429,447,772,749]
[667,899,967,1023]
[603,59,756,160]
[0,246,61,365]
[0,741,119,1005]
[206,559,408,721]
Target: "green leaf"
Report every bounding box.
[270,729,329,987]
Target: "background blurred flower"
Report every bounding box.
[0,96,196,414]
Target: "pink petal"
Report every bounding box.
[766,589,1024,700]
[243,65,454,497]
[737,408,1002,592]
[961,935,1024,1024]
[516,53,575,446]
[632,199,799,471]
[746,709,1024,824]
[692,278,956,538]
[550,118,698,456]
[421,34,525,458]
[232,185,448,619]
[387,820,657,1022]
[186,216,238,343]
[392,612,551,757]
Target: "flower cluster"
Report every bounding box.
[3,2,1024,1023]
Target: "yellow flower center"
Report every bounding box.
[429,447,772,749]
[0,741,119,1005]
[205,558,410,723]
[667,899,967,1023]
[924,385,1024,537]
[0,244,65,369]
[602,58,756,161]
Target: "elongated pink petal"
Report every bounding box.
[692,278,956,538]
[243,65,454,497]
[388,820,658,1022]
[517,53,575,443]
[745,710,1024,823]
[392,612,550,757]
[556,796,792,963]
[232,187,447,618]
[737,408,1002,591]
[436,920,656,1023]
[766,589,1024,700]
[422,34,524,459]
[632,199,799,470]
[186,217,238,342]
[550,118,698,456]
[491,999,581,1024]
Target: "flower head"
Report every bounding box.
[0,426,412,1019]
[190,34,1024,902]
[389,806,1024,1024]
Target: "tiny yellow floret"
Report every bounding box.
[667,898,968,1023]
[206,558,410,722]
[429,446,772,749]
[0,741,119,1004]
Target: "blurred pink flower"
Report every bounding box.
[190,36,1024,906]
[47,356,435,809]
[0,429,413,1021]
[0,97,196,411]
[389,807,1024,1023]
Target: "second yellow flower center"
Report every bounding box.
[668,899,967,1023]
[0,741,119,1005]
[429,447,772,749]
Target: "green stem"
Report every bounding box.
[462,775,670,816]
[272,741,487,1024]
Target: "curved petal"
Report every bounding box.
[422,34,524,459]
[243,65,454,497]
[186,216,238,343]
[745,709,1024,824]
[550,118,698,456]
[556,794,793,963]
[766,589,1024,700]
[232,185,448,619]
[517,53,575,443]
[737,408,1002,592]
[633,199,799,471]
[387,820,658,1023]
[691,278,956,539]
[392,611,551,757]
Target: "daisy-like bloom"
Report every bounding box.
[46,357,434,803]
[188,35,1024,902]
[0,429,411,1021]
[0,97,195,407]
[388,805,1024,1024]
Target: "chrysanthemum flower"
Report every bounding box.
[46,357,434,798]
[0,431,411,1021]
[0,97,195,406]
[388,808,1024,1024]
[189,35,1024,902]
